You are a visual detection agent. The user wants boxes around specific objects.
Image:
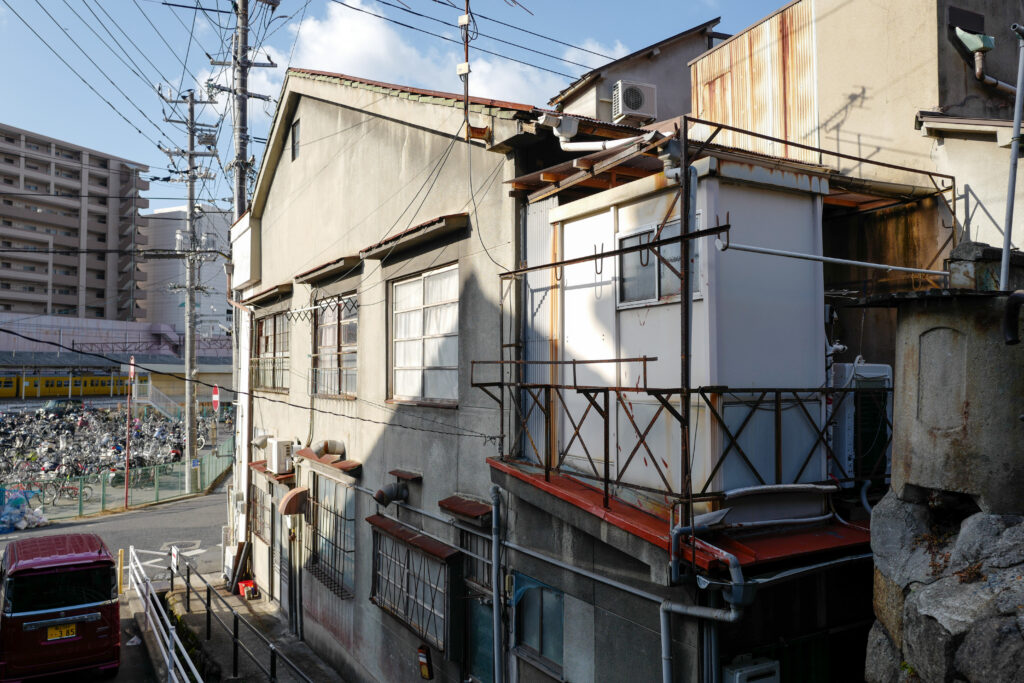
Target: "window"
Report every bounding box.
[248,481,270,542]
[290,120,300,161]
[514,574,563,672]
[305,474,355,597]
[391,264,458,402]
[312,295,357,396]
[618,219,700,306]
[251,312,289,390]
[370,519,456,650]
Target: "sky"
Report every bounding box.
[0,0,779,212]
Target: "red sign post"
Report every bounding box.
[212,384,220,412]
[124,356,134,508]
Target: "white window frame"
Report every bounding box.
[616,216,702,310]
[390,263,459,404]
[311,294,358,397]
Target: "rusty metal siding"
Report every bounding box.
[691,0,818,163]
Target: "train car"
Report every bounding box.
[0,373,148,400]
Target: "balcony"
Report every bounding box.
[474,364,882,582]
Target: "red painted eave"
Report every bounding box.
[488,458,871,573]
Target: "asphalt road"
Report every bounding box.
[0,482,230,682]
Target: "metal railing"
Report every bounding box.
[134,382,181,419]
[168,554,313,683]
[128,546,203,682]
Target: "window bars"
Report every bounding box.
[304,477,356,598]
[371,528,450,650]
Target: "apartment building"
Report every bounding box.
[0,123,149,320]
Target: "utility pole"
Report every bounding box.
[160,88,217,493]
[208,0,276,223]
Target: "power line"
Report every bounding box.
[133,0,206,86]
[0,327,499,441]
[376,0,594,70]
[0,0,165,149]
[30,0,179,145]
[423,0,614,61]
[329,0,577,79]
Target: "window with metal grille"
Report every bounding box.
[304,475,355,598]
[251,312,289,390]
[370,524,454,650]
[391,263,458,402]
[248,481,270,543]
[291,120,300,161]
[311,295,357,397]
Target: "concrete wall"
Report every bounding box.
[562,33,713,123]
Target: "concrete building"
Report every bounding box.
[0,123,150,320]
[139,204,232,338]
[548,18,725,125]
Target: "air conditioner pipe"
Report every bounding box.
[670,527,746,591]
[559,135,645,153]
[312,439,346,458]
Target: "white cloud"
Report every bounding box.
[189,2,635,160]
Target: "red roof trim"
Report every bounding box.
[248,460,295,483]
[366,514,459,561]
[487,458,871,573]
[438,495,492,519]
[289,68,536,112]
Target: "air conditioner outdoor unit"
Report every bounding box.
[612,80,657,126]
[267,437,293,475]
[723,657,780,683]
[830,362,893,488]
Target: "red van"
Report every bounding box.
[0,534,120,681]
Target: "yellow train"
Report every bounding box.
[0,373,149,399]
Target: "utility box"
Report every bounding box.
[267,438,293,475]
[830,362,893,487]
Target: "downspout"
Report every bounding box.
[491,486,504,683]
[1001,25,1024,291]
[1005,290,1024,344]
[660,600,742,683]
[974,51,1017,95]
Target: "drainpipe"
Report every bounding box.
[1002,24,1024,291]
[1005,290,1024,344]
[660,600,742,683]
[974,51,1017,95]
[490,486,503,683]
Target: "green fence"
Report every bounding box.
[0,438,234,523]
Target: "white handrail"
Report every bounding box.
[127,545,204,682]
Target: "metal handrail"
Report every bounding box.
[127,546,203,682]
[168,553,313,683]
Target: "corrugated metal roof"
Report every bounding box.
[289,68,536,114]
[689,0,818,164]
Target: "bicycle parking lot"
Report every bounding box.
[0,404,234,524]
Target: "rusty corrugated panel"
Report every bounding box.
[690,0,818,163]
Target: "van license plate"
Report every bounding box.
[46,623,76,640]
